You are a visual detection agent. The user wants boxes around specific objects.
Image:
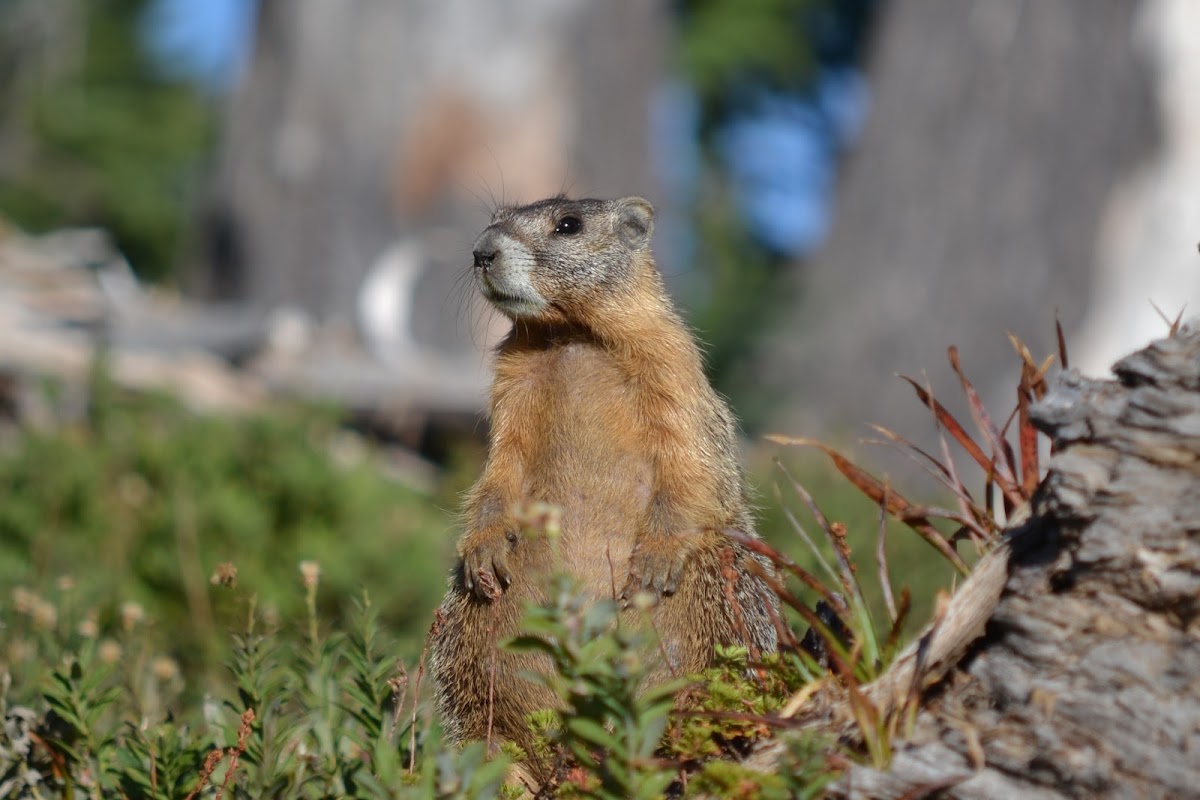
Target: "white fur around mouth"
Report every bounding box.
[479,279,547,317]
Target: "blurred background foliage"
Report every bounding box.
[0,0,952,720]
[681,0,820,105]
[0,0,877,409]
[0,0,215,282]
[678,0,875,420]
[1,366,456,701]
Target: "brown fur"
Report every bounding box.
[430,196,778,769]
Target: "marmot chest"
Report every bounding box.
[495,342,656,549]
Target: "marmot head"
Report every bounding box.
[471,196,656,324]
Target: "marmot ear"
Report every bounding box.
[616,196,655,250]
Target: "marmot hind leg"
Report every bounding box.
[431,584,560,762]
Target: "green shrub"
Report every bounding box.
[0,581,511,798]
[0,377,454,705]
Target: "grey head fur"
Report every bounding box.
[470,196,655,319]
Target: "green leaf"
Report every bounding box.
[504,635,555,656]
[565,717,619,753]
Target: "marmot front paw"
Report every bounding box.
[459,527,520,601]
[620,536,694,605]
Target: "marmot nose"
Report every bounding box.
[472,229,501,272]
[473,248,497,272]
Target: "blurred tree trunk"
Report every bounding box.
[1070,0,1200,377]
[196,0,666,353]
[757,0,1158,443]
[0,1,84,171]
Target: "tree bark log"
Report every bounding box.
[759,324,1200,798]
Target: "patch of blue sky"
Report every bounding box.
[719,68,868,257]
[140,0,256,92]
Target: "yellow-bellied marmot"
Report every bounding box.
[430,196,778,765]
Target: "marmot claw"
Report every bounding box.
[620,539,691,605]
[460,529,518,601]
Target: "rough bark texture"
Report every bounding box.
[811,325,1200,798]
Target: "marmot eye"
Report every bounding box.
[554,216,582,235]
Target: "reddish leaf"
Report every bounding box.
[1017,378,1039,498]
[883,587,911,654]
[863,427,995,542]
[766,435,969,575]
[1006,331,1055,401]
[866,424,954,485]
[1006,332,1037,372]
[1055,312,1070,370]
[745,558,856,673]
[727,529,842,610]
[898,375,992,476]
[1150,299,1188,336]
[947,347,1022,509]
